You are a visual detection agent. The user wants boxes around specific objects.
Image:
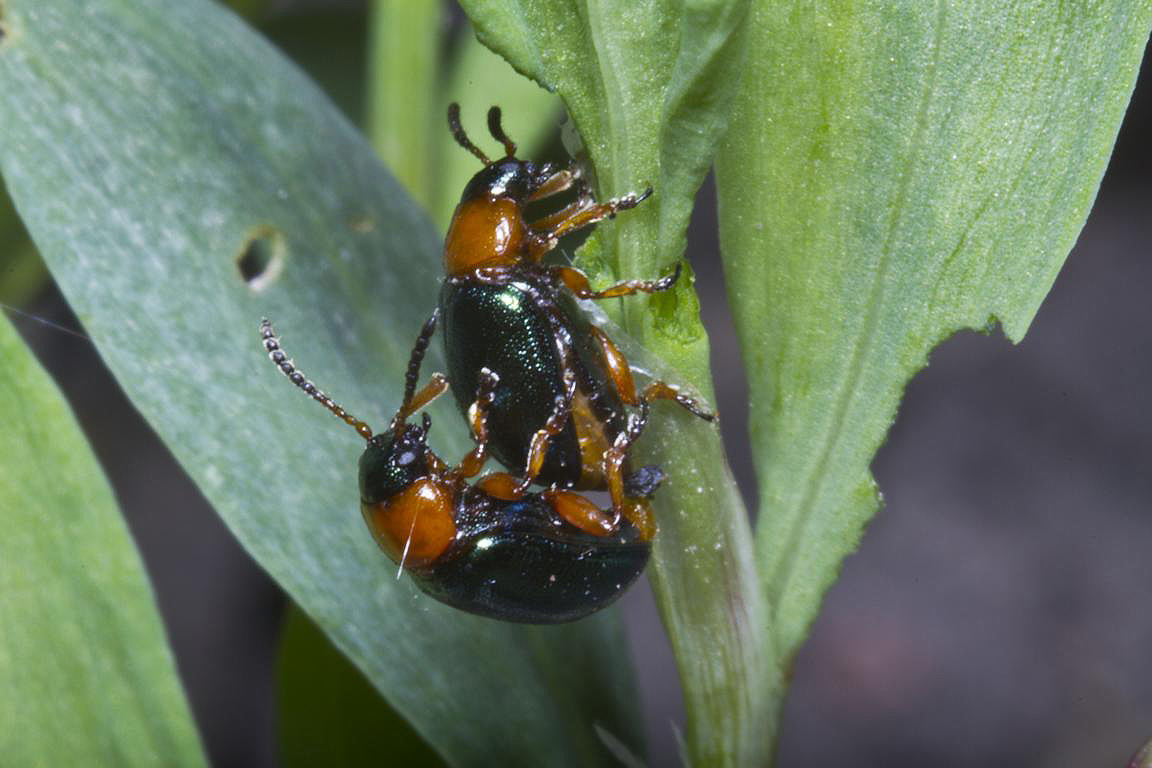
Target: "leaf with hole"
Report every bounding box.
[0,1,642,765]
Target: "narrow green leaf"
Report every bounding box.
[0,314,206,766]
[277,605,444,768]
[0,1,640,764]
[458,2,775,766]
[717,0,1151,715]
[366,0,442,209]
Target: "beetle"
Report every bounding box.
[260,318,655,623]
[417,104,714,519]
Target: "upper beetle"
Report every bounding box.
[417,104,714,524]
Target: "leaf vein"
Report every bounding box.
[765,0,950,648]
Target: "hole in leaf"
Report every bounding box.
[237,227,285,292]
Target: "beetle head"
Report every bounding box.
[358,414,434,505]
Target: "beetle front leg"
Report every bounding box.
[526,186,653,260]
[388,373,448,433]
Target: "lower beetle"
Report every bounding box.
[261,319,654,623]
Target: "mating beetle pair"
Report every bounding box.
[263,105,711,622]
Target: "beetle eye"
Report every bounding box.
[396,450,417,466]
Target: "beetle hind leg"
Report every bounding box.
[601,398,656,540]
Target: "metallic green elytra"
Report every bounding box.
[440,277,628,489]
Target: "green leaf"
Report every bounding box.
[435,26,559,230]
[366,0,442,209]
[271,19,569,765]
[365,2,560,230]
[277,605,444,768]
[457,2,775,766]
[717,0,1151,727]
[0,1,641,765]
[0,181,46,306]
[0,314,206,766]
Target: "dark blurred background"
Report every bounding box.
[3,4,1150,767]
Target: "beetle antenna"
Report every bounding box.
[487,106,517,158]
[402,310,438,414]
[260,318,373,440]
[386,311,447,436]
[447,102,491,165]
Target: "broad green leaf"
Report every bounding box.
[0,1,641,765]
[458,2,774,765]
[273,13,569,762]
[717,0,1151,732]
[278,605,443,768]
[0,314,206,766]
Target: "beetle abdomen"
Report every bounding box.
[414,496,650,623]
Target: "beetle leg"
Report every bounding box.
[552,261,682,301]
[449,368,500,481]
[388,373,449,433]
[512,365,577,495]
[528,195,597,236]
[524,167,579,203]
[588,325,638,402]
[588,324,715,422]
[638,380,715,423]
[601,399,656,540]
[475,472,523,500]
[525,186,652,260]
[544,489,617,536]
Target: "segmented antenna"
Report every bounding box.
[447,102,491,165]
[486,106,517,158]
[402,310,438,411]
[260,318,373,440]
